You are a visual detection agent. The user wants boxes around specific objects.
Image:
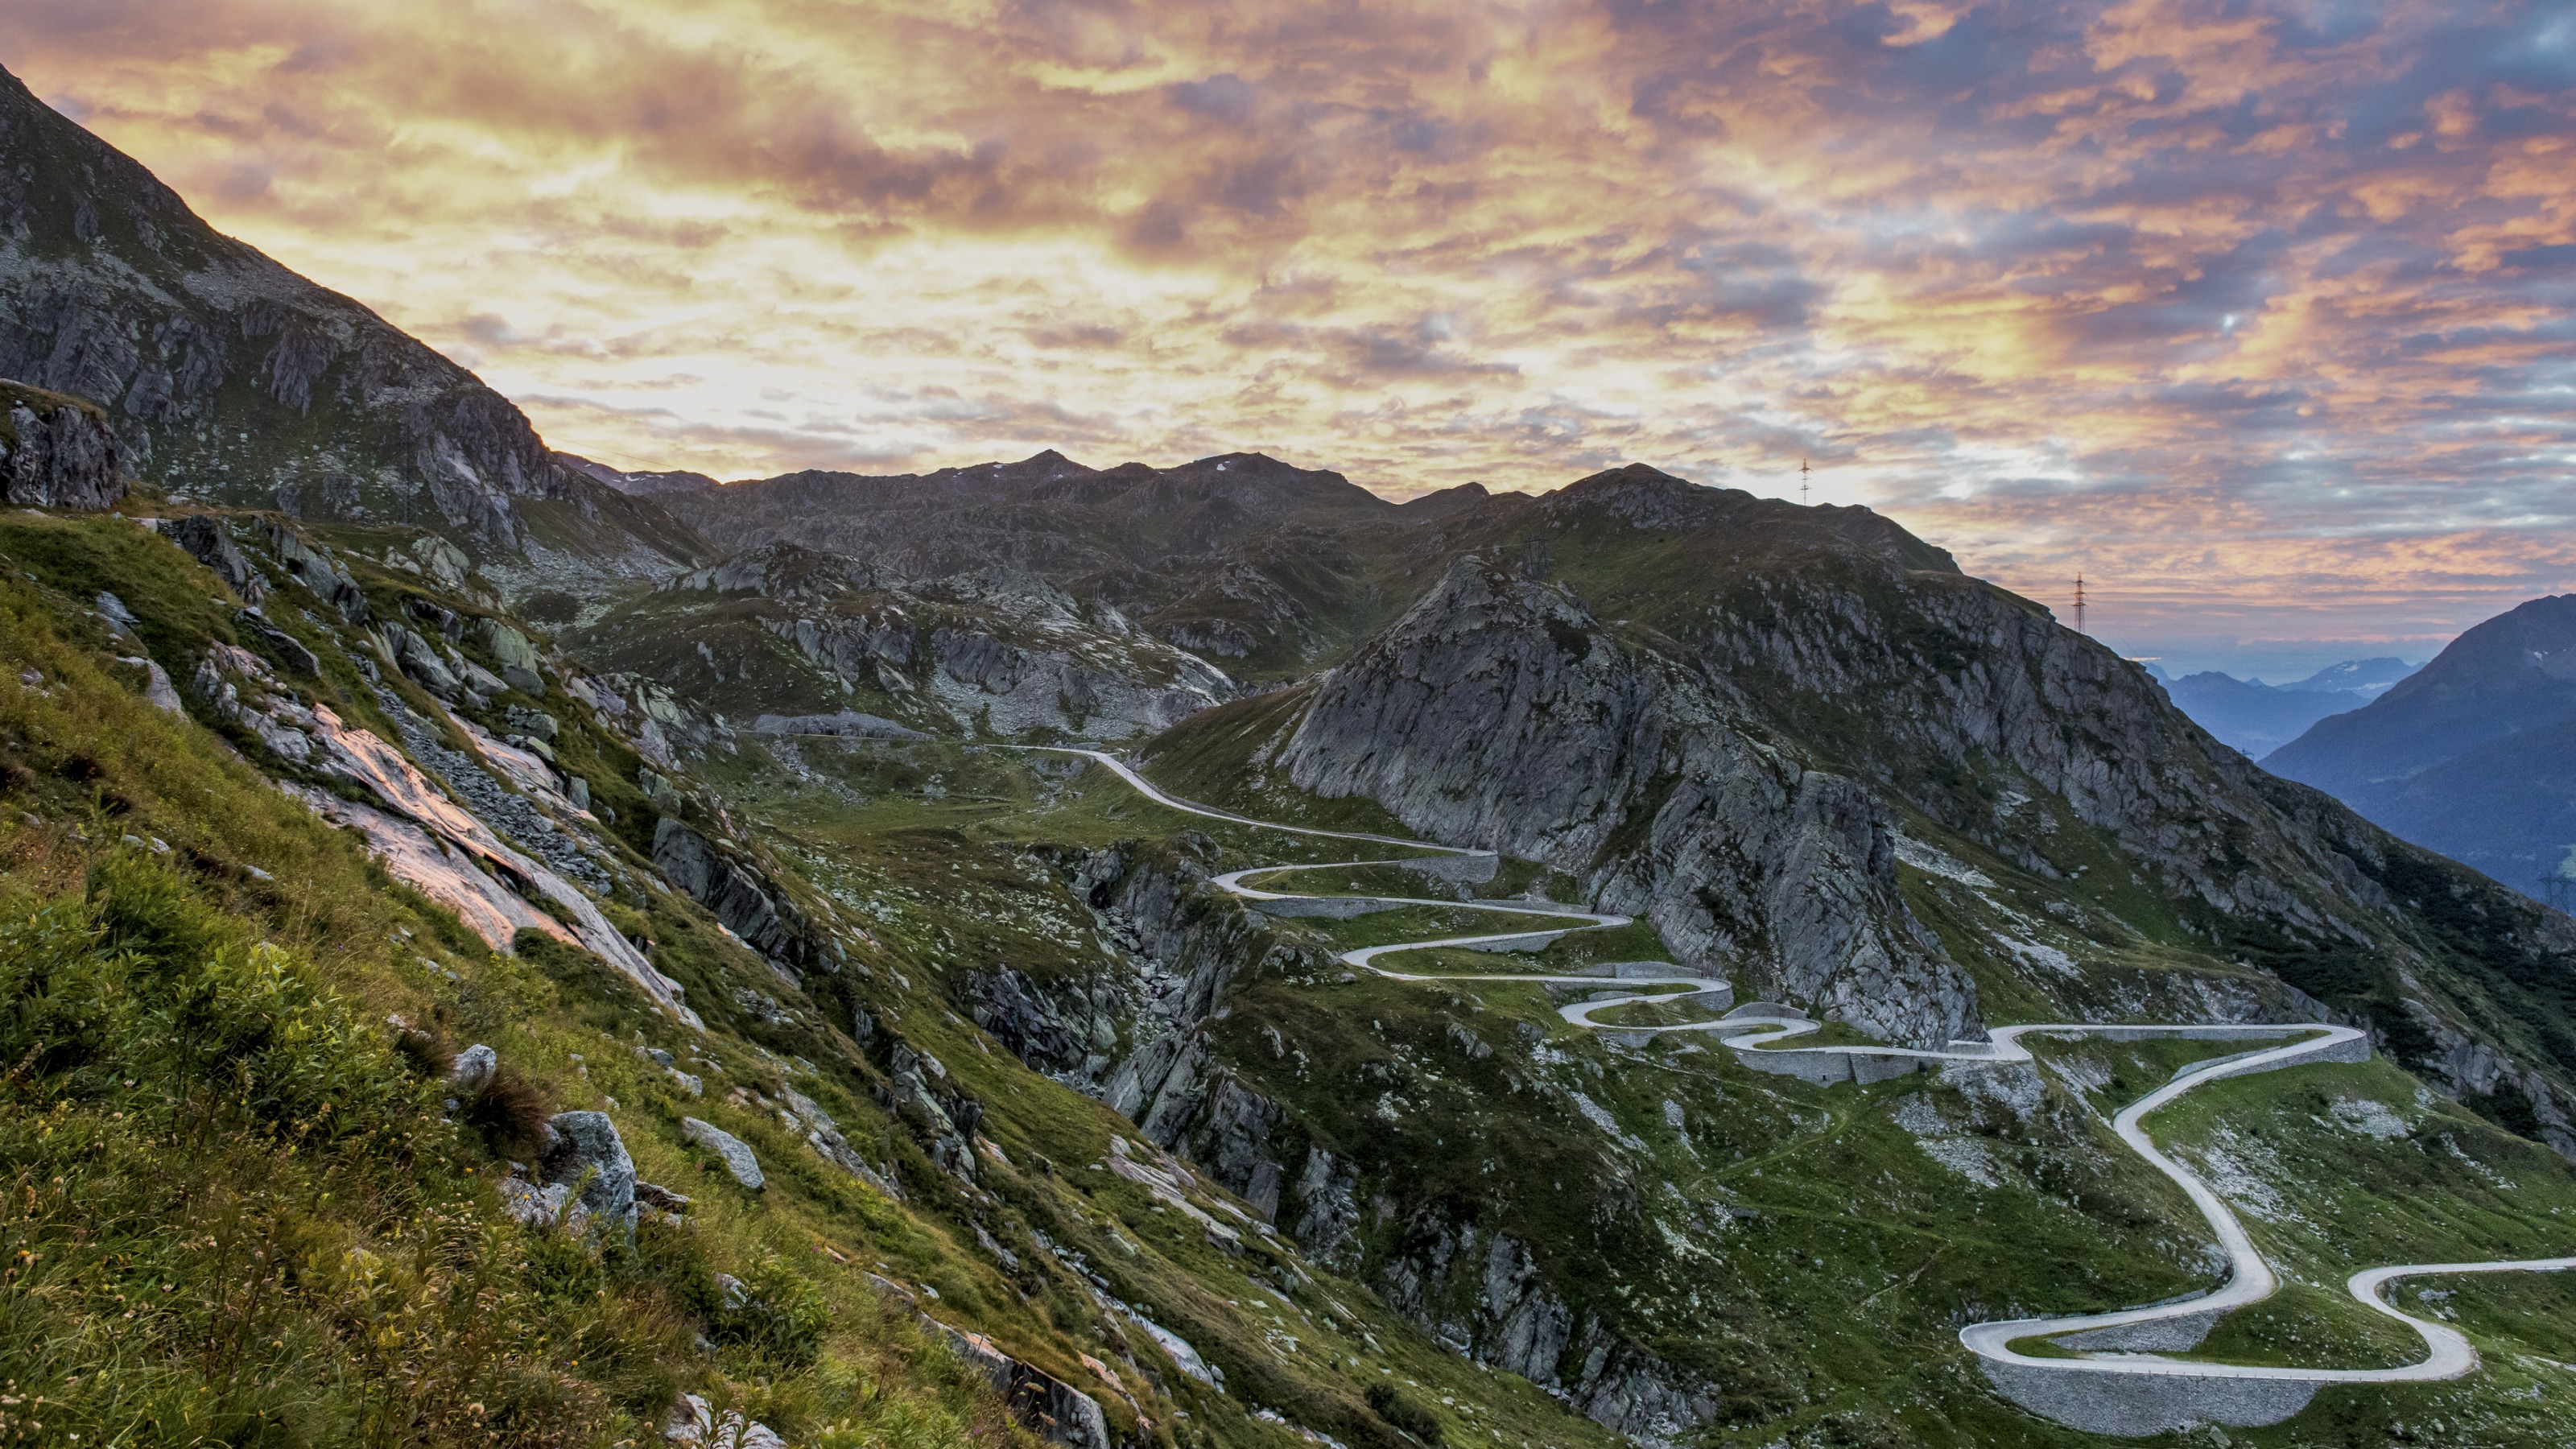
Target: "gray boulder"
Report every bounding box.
[480,617,546,696]
[496,1175,572,1228]
[167,514,266,604]
[681,1117,765,1189]
[540,1111,638,1227]
[449,1042,498,1092]
[381,622,462,696]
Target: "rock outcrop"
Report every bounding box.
[919,1317,1113,1449]
[164,514,265,603]
[680,1117,765,1190]
[0,379,124,509]
[1277,555,1979,1047]
[651,817,824,978]
[539,1110,638,1229]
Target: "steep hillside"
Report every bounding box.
[0,504,1642,1449]
[0,66,706,597]
[1119,469,2576,1150]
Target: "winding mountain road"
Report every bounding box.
[1047,747,2576,1435]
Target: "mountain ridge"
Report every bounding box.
[0,64,709,598]
[9,66,2576,1449]
[2265,594,2576,892]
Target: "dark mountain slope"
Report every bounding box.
[2158,671,2369,757]
[2264,595,2576,895]
[656,449,1411,678]
[2368,714,2576,887]
[2266,595,2576,795]
[0,64,705,595]
[671,449,1389,572]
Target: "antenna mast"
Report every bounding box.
[1799,457,1810,506]
[2074,573,2087,634]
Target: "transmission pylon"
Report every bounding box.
[2074,573,2087,634]
[1799,457,1810,506]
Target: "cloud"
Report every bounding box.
[3,0,2572,646]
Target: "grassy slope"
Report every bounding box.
[693,736,1637,1449]
[0,536,1014,1447]
[0,511,1607,1449]
[931,743,2576,1447]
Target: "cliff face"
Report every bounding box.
[1209,470,2576,1143]
[0,65,701,591]
[0,378,125,509]
[1279,556,1979,1048]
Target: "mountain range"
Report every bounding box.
[2149,658,2418,758]
[6,60,2576,1449]
[2264,595,2576,894]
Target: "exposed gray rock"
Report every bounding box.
[920,1316,1113,1449]
[680,1116,765,1189]
[886,1042,981,1181]
[167,514,264,603]
[115,655,184,716]
[651,817,820,975]
[258,522,369,622]
[539,1110,638,1228]
[448,1042,498,1092]
[480,617,545,695]
[496,1175,572,1228]
[778,1086,904,1199]
[236,610,319,675]
[382,622,462,695]
[959,966,1087,1073]
[750,709,926,740]
[1276,556,1979,1047]
[0,381,124,509]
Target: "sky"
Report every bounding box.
[6,0,2574,675]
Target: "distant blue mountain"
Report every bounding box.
[2277,657,2418,696]
[2265,596,2576,895]
[2150,657,2420,758]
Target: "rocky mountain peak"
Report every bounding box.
[1279,552,1984,1046]
[2266,592,2576,796]
[0,64,703,593]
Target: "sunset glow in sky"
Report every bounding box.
[9,1,2574,671]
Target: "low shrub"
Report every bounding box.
[1367,1382,1446,1446]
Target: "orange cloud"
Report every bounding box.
[3,0,2572,655]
